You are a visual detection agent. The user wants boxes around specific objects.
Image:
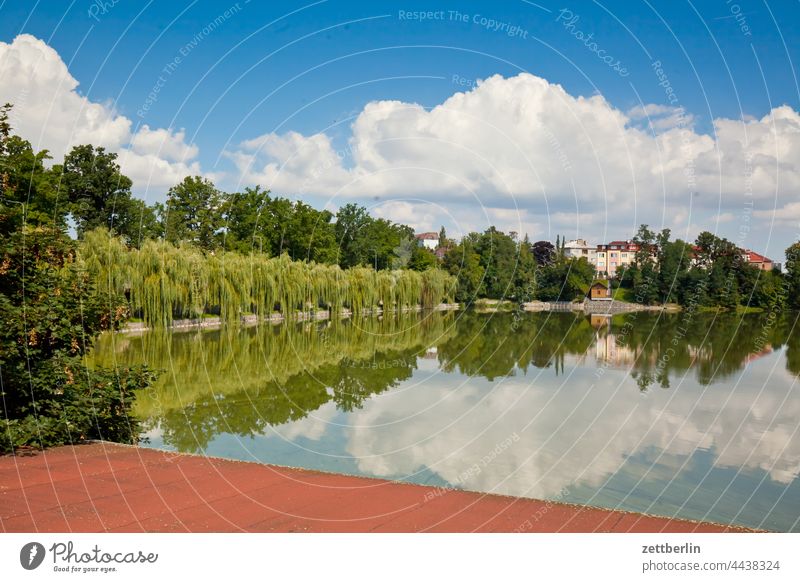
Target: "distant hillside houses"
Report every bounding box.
[562,239,777,277]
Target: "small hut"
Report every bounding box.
[589,280,611,301]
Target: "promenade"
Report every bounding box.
[0,443,750,533]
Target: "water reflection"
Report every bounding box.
[92,310,800,531]
[92,313,457,452]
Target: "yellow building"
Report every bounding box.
[595,240,639,277]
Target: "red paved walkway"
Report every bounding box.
[0,443,750,532]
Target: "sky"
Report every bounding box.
[1,0,799,260]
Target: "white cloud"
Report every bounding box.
[755,201,800,225]
[627,103,695,131]
[0,34,211,194]
[225,72,800,249]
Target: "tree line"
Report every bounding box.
[1,102,439,273]
[440,223,799,312]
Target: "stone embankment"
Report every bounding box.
[523,300,676,314]
[123,303,460,333]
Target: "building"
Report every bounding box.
[564,239,597,264]
[595,240,639,277]
[589,280,611,300]
[741,249,774,271]
[415,232,439,250]
[690,246,776,271]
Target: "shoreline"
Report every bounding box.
[121,303,461,333]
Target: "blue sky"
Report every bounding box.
[1,0,799,258]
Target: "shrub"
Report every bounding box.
[0,223,155,453]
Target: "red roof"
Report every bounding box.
[742,249,772,263]
[415,232,438,240]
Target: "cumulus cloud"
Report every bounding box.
[4,33,797,251]
[226,73,800,248]
[0,34,210,193]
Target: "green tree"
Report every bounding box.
[284,200,337,263]
[163,176,223,251]
[656,236,692,303]
[333,204,412,270]
[0,222,155,452]
[335,203,372,268]
[409,245,438,271]
[364,219,413,270]
[536,257,594,301]
[0,104,64,230]
[58,144,138,239]
[221,185,270,253]
[786,242,800,310]
[443,235,485,304]
[125,198,163,246]
[438,225,448,248]
[475,227,520,299]
[747,268,786,311]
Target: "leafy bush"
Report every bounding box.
[0,223,155,453]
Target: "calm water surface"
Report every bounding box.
[93,310,800,531]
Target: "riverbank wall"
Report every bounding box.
[523,300,679,314]
[122,303,460,333]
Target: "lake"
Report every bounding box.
[92,309,800,531]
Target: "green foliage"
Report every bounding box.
[475,227,523,300]
[786,242,800,310]
[58,144,138,239]
[334,203,413,270]
[536,257,595,301]
[163,176,223,251]
[1,104,64,231]
[443,237,485,304]
[655,236,693,303]
[223,186,338,262]
[409,245,438,271]
[616,226,787,311]
[0,224,154,453]
[79,229,456,327]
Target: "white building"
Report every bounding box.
[415,232,439,250]
[563,239,597,264]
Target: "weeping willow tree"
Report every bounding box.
[79,228,456,327]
